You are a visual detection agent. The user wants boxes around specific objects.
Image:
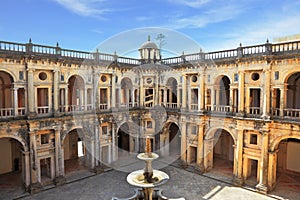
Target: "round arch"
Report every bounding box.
[0,69,17,82]
[66,74,86,85]
[61,126,84,143]
[205,127,237,145]
[270,134,300,151]
[0,133,28,151]
[283,70,300,83]
[213,74,232,85]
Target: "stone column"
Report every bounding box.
[13,87,18,116]
[84,87,88,110]
[238,70,245,115]
[53,70,59,114]
[54,129,61,177]
[211,87,216,111]
[107,86,111,109]
[199,73,205,111]
[256,130,269,193]
[182,75,187,110]
[187,78,191,110]
[215,87,220,110]
[203,138,213,171]
[111,74,116,109]
[65,86,69,112]
[29,131,42,193]
[155,74,159,105]
[196,123,204,170]
[233,128,244,185]
[27,68,36,116]
[279,84,287,117]
[140,76,144,107]
[23,151,30,189]
[229,88,234,112]
[262,69,271,118]
[163,88,167,106]
[94,124,100,164]
[267,150,278,190]
[112,123,117,162]
[180,120,187,162]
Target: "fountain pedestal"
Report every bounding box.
[126,152,169,200]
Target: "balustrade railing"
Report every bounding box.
[284,108,300,118]
[0,108,14,118]
[190,104,198,111]
[99,103,108,110]
[1,39,300,65]
[166,103,178,109]
[18,107,26,116]
[249,107,261,115]
[37,106,50,114]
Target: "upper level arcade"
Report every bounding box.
[0,38,300,122]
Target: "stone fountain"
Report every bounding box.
[113,137,184,200]
[126,137,169,200]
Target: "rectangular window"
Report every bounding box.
[19,71,24,80]
[275,71,279,80]
[191,125,198,135]
[60,74,64,81]
[102,126,108,135]
[41,134,49,145]
[146,121,153,129]
[250,134,258,145]
[234,73,239,82]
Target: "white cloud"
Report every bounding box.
[165,4,244,29]
[54,0,110,18]
[170,0,211,8]
[207,13,300,51]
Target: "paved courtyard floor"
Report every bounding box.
[4,165,290,200]
[1,155,300,200]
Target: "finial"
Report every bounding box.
[29,38,32,43]
[239,43,242,47]
[56,42,59,47]
[148,35,151,42]
[266,38,269,43]
[114,51,117,55]
[96,48,99,53]
[182,51,185,55]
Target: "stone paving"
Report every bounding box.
[1,155,300,200]
[11,166,277,200]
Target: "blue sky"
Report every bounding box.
[1,0,300,56]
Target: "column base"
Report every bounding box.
[54,176,66,186]
[27,112,37,119]
[194,164,204,174]
[93,165,105,174]
[256,183,269,194]
[233,177,243,186]
[236,111,245,117]
[29,182,43,194]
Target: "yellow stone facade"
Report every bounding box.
[0,38,300,194]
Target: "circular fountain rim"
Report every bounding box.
[137,152,159,161]
[127,169,169,188]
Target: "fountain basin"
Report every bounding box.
[127,169,169,188]
[137,153,159,161]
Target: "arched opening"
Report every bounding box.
[166,78,178,108]
[169,123,181,157]
[120,78,133,107]
[286,73,300,116]
[68,75,85,111]
[274,138,300,194]
[219,76,230,106]
[63,129,88,177]
[0,137,25,196]
[117,123,130,157]
[0,71,16,117]
[207,129,234,178]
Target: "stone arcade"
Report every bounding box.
[0,36,300,195]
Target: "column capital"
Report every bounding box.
[27,68,35,72]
